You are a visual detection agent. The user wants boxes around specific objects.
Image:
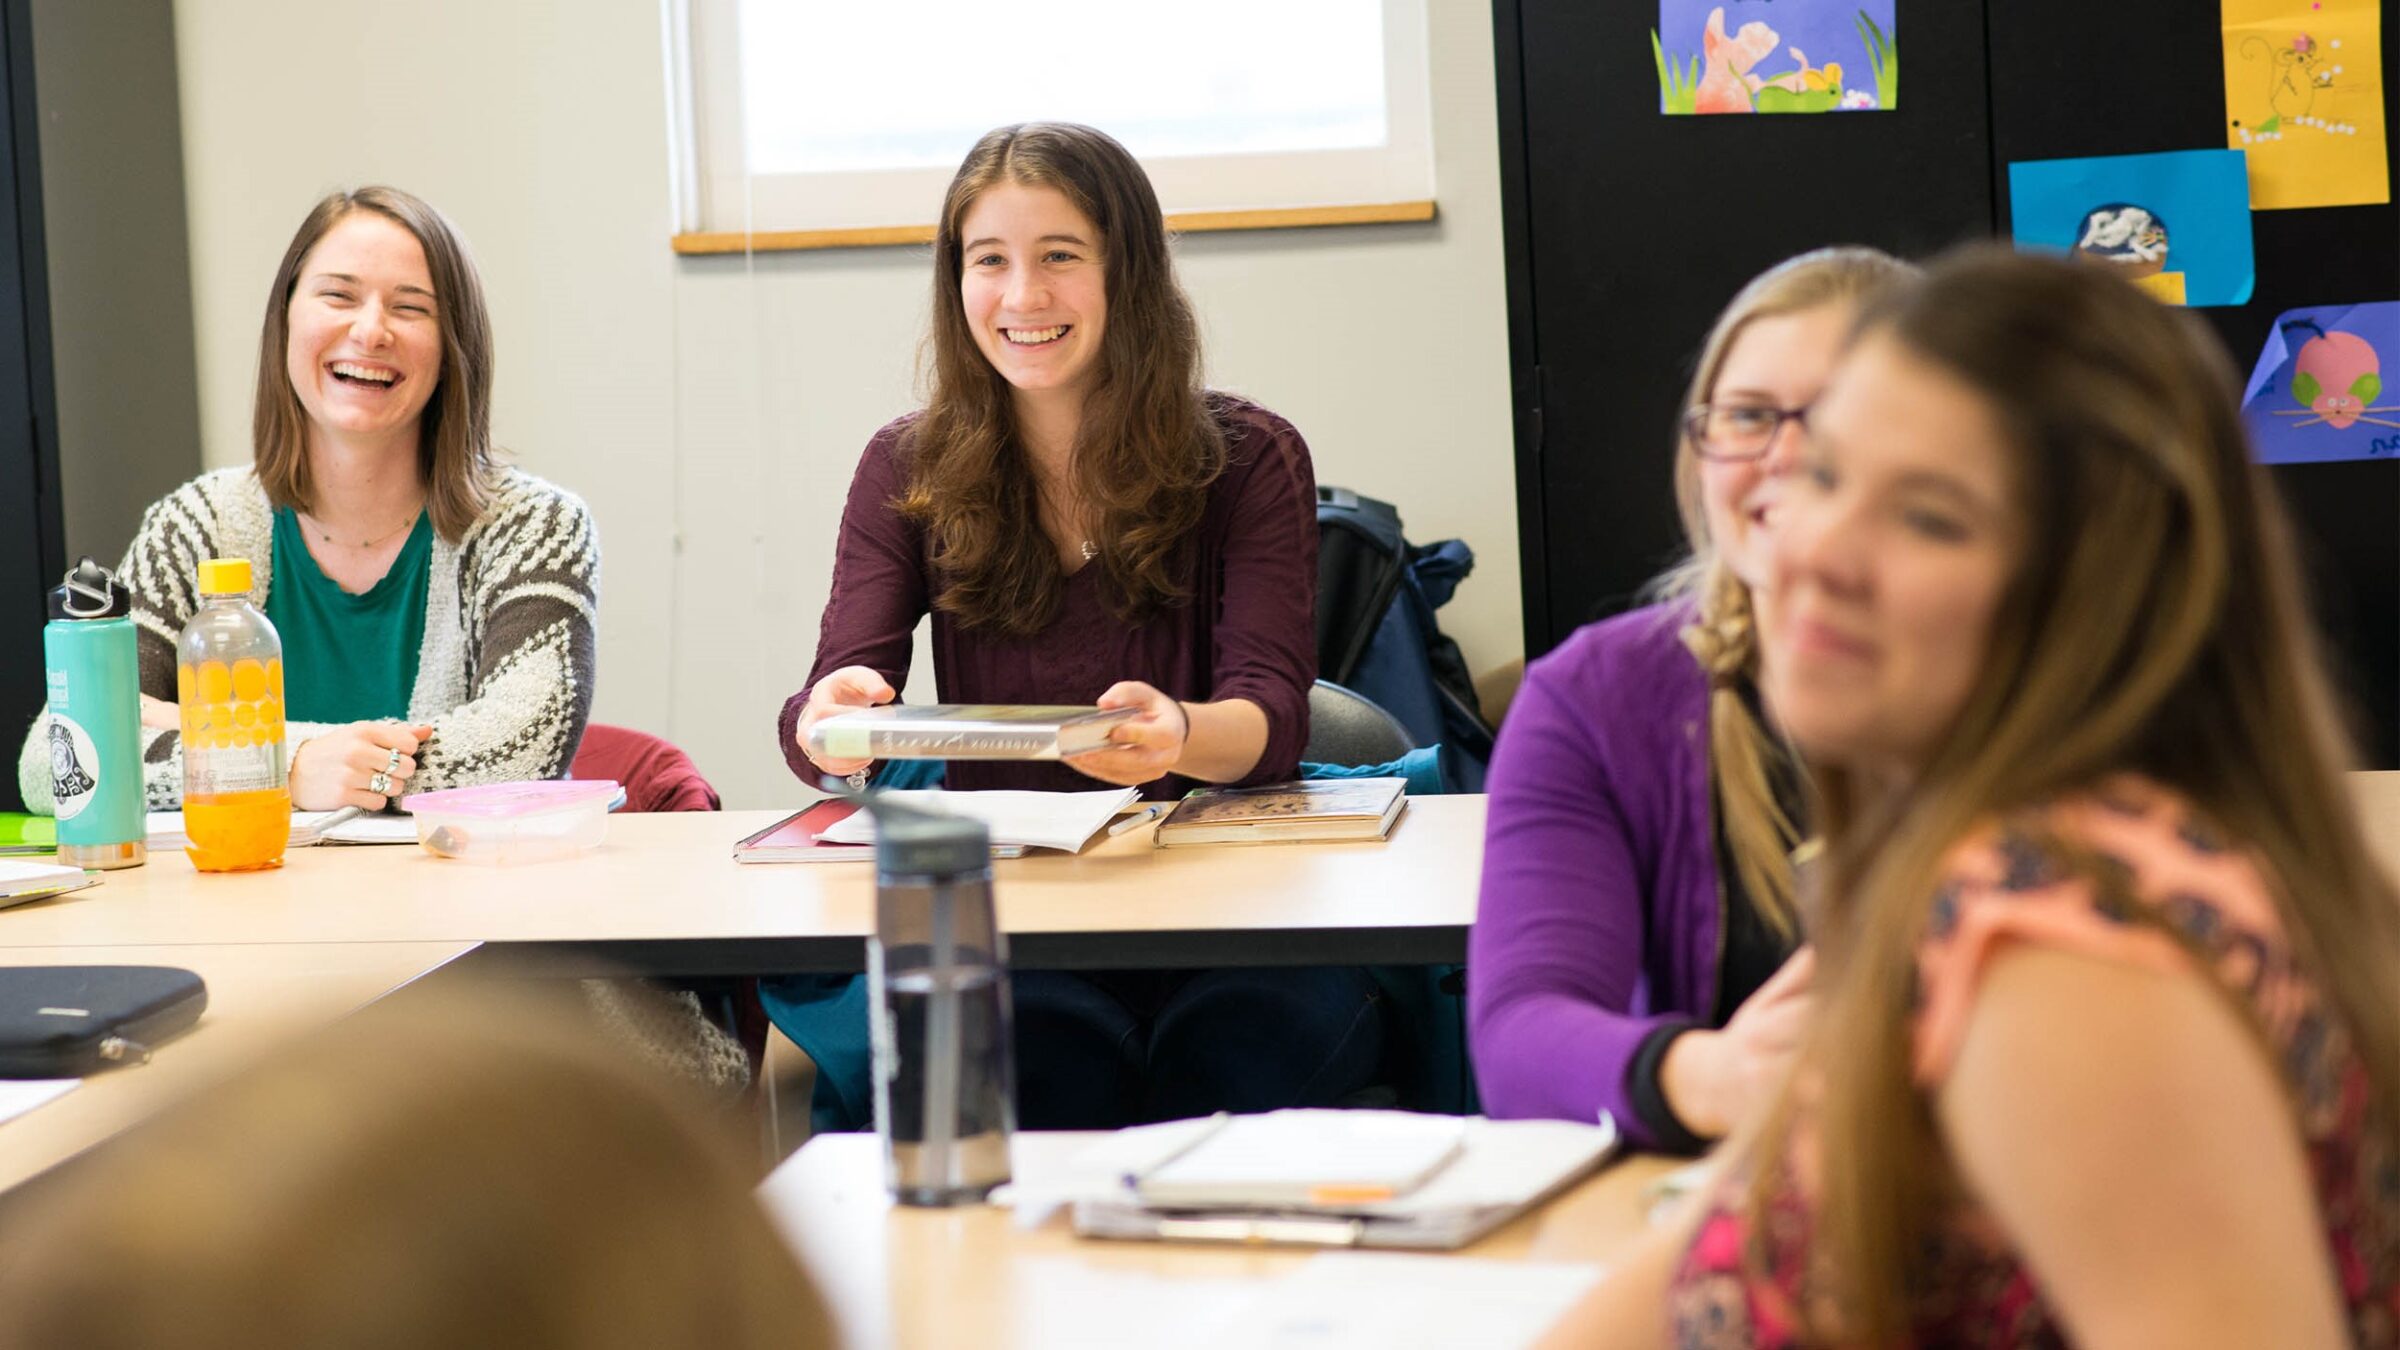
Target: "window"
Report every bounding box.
[668,0,1435,246]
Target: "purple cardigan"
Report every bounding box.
[779,395,1317,799]
[1468,601,1723,1143]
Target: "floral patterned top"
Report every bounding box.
[1667,775,2400,1348]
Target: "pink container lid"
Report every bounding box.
[403,780,620,819]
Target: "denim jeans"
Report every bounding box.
[1011,966,1386,1128]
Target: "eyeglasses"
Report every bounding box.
[1682,402,1812,463]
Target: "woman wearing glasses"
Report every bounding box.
[1468,248,1913,1150]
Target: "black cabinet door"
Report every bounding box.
[1988,0,2400,762]
[0,1,63,813]
[1497,3,1994,645]
[1497,0,2399,762]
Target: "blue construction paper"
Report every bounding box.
[2007,150,2257,308]
[2242,302,2400,464]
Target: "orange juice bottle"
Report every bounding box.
[177,558,290,871]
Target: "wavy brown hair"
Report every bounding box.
[903,122,1224,634]
[1755,248,2400,1341]
[252,186,500,543]
[1656,246,1917,941]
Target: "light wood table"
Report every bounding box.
[0,941,474,1193]
[2348,769,2400,882]
[0,798,1486,975]
[760,1131,1678,1349]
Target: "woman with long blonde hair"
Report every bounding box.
[1471,248,1912,1150]
[1549,249,2400,1344]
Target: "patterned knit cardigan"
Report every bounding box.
[16,466,600,812]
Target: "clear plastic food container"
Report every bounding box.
[403,780,619,865]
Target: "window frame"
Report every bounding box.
[665,0,1437,250]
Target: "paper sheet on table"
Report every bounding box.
[818,788,1139,854]
[147,810,420,849]
[0,1079,77,1127]
[2241,301,2400,463]
[1179,1252,1599,1349]
[2222,0,2387,209]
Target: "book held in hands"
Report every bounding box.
[806,704,1136,762]
[1153,777,1408,847]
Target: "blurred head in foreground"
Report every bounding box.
[0,988,831,1350]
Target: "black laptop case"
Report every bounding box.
[0,966,207,1077]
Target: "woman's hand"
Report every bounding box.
[1064,681,1190,787]
[288,722,434,811]
[1660,946,1814,1140]
[140,694,181,731]
[795,665,895,778]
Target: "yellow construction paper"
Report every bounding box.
[2222,0,2388,209]
[2134,271,2190,305]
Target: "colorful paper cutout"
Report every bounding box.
[2007,150,2257,309]
[1654,1,1896,115]
[2221,0,2388,209]
[2243,302,2400,464]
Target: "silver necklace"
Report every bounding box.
[298,505,420,550]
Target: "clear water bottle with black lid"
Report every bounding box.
[861,794,1014,1206]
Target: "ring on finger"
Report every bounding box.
[368,770,394,796]
[384,746,404,775]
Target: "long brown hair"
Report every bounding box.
[252,185,500,543]
[1769,247,2400,1340]
[905,122,1224,634]
[0,987,831,1349]
[1656,246,1917,940]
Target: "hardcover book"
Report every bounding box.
[806,704,1137,762]
[1153,777,1408,847]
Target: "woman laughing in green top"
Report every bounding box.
[17,186,599,814]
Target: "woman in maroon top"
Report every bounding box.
[774,122,1381,1128]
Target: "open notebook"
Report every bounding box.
[814,788,1139,855]
[733,800,1028,864]
[146,810,417,849]
[1046,1109,1621,1250]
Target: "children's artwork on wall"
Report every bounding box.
[2221,0,2388,209]
[1653,1,1896,115]
[2243,302,2400,463]
[2007,150,2256,308]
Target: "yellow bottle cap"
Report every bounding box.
[197,558,253,595]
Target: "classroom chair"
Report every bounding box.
[1304,679,1418,768]
[567,726,767,1132]
[570,723,721,812]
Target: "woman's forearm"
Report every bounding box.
[1170,696,1269,783]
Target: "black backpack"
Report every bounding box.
[1315,487,1496,788]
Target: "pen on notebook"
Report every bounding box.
[1107,804,1166,837]
[1121,1110,1231,1190]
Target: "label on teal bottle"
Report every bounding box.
[46,712,102,820]
[44,615,144,847]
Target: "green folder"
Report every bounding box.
[0,812,57,855]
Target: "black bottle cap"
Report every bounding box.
[47,557,131,622]
[832,781,990,878]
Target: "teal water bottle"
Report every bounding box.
[42,557,146,869]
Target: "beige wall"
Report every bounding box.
[174,0,1517,808]
[36,0,203,566]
